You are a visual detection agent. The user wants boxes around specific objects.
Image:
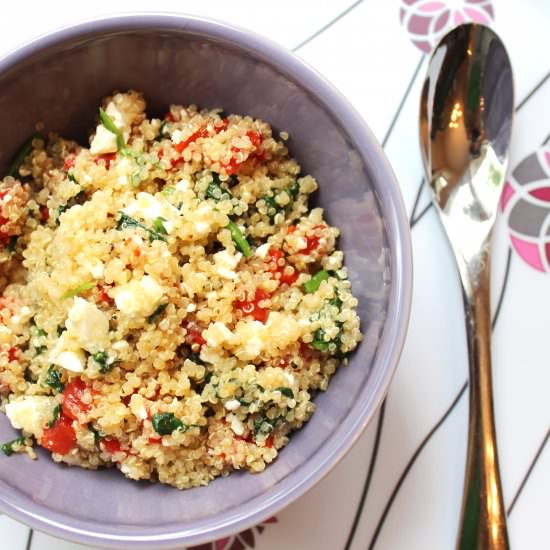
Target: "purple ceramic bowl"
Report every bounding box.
[0,13,412,549]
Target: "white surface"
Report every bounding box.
[1,1,549,549]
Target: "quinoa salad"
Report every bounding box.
[0,91,362,489]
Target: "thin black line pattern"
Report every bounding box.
[507,428,550,515]
[291,0,365,52]
[342,402,387,550]
[346,69,550,550]
[25,529,33,550]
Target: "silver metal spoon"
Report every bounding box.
[420,24,513,549]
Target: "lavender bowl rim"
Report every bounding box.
[0,11,413,549]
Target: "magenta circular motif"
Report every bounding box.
[502,147,550,272]
[400,0,495,53]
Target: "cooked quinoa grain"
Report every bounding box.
[0,91,362,489]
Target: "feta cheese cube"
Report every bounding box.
[5,396,56,436]
[65,297,109,352]
[114,275,164,318]
[90,125,118,155]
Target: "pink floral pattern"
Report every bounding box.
[400,0,495,53]
[187,517,277,550]
[501,147,550,272]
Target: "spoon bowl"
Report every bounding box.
[420,23,514,550]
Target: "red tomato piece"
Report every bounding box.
[62,379,92,420]
[220,157,240,175]
[101,438,126,455]
[266,435,274,448]
[183,321,206,346]
[300,235,320,255]
[266,248,299,285]
[39,205,49,222]
[174,127,209,153]
[97,285,114,306]
[8,347,17,361]
[164,111,176,122]
[287,225,296,234]
[246,131,263,149]
[148,437,162,445]
[235,288,270,323]
[215,118,230,133]
[41,414,77,455]
[94,153,117,169]
[63,154,76,172]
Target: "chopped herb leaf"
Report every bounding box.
[56,325,65,337]
[262,195,283,220]
[67,172,79,185]
[88,424,103,444]
[151,412,186,435]
[207,173,232,201]
[7,133,42,178]
[159,120,170,138]
[116,212,167,243]
[311,329,329,352]
[62,281,96,300]
[147,303,168,323]
[303,270,329,294]
[92,351,119,374]
[0,435,26,456]
[7,236,17,253]
[274,387,294,399]
[48,404,61,428]
[151,217,168,235]
[253,415,282,439]
[99,108,125,150]
[187,352,204,365]
[34,345,46,355]
[45,365,64,393]
[288,180,300,199]
[36,328,46,337]
[162,186,175,197]
[227,220,252,257]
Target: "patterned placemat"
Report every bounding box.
[1,1,549,549]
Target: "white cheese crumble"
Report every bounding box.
[123,192,179,233]
[213,250,242,280]
[114,275,164,318]
[255,243,270,259]
[224,399,241,412]
[90,125,117,155]
[228,413,245,436]
[65,297,109,353]
[53,349,86,373]
[5,396,56,436]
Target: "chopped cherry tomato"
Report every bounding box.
[41,414,77,455]
[174,127,209,153]
[235,288,270,323]
[246,131,263,149]
[233,431,254,444]
[266,435,274,448]
[148,437,162,445]
[300,235,320,255]
[63,154,76,172]
[299,224,327,255]
[215,118,230,133]
[266,248,299,285]
[287,225,296,234]
[39,205,49,222]
[97,285,114,306]
[94,153,117,169]
[220,157,241,175]
[0,189,8,200]
[101,438,126,455]
[164,111,176,122]
[7,347,18,362]
[183,321,206,346]
[62,379,92,420]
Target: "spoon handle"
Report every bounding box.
[457,253,510,550]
